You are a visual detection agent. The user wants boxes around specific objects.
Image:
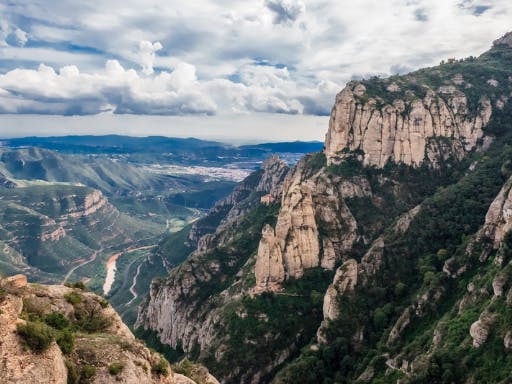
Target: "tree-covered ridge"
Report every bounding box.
[274,96,512,384]
[357,43,512,113]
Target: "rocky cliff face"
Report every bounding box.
[187,155,289,250]
[254,224,285,291]
[0,275,170,384]
[476,175,512,250]
[137,156,290,355]
[253,155,360,290]
[67,190,109,218]
[139,32,512,384]
[324,81,492,167]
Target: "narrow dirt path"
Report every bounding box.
[62,249,101,284]
[126,261,144,306]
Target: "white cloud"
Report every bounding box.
[138,40,163,75]
[0,0,511,119]
[13,28,28,46]
[0,19,10,46]
[0,59,334,115]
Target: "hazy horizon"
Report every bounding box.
[0,113,329,144]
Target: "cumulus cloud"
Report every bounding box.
[0,61,215,115]
[0,19,28,47]
[0,59,335,116]
[138,40,162,75]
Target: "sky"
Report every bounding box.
[0,0,510,143]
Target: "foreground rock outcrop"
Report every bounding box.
[0,275,216,384]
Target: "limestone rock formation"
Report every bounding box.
[268,156,358,282]
[322,259,358,322]
[387,308,412,345]
[68,190,108,218]
[317,259,358,343]
[493,31,512,48]
[254,224,285,290]
[476,176,512,250]
[324,81,492,167]
[277,182,321,277]
[470,312,494,348]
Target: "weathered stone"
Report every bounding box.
[493,31,512,48]
[0,279,180,384]
[277,183,320,278]
[492,273,507,297]
[317,259,358,343]
[6,274,27,289]
[504,331,512,349]
[254,224,285,289]
[470,312,494,348]
[388,308,412,345]
[323,259,358,321]
[476,176,512,249]
[324,81,492,167]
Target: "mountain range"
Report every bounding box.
[2,31,512,384]
[136,31,512,383]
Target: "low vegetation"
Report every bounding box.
[17,321,55,352]
[108,362,124,375]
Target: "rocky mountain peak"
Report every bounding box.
[324,78,492,167]
[493,31,512,48]
[321,32,512,168]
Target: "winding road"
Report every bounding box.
[62,249,101,284]
[126,261,143,305]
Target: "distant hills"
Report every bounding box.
[0,135,323,165]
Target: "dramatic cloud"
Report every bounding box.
[0,0,510,119]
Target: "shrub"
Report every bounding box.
[98,299,109,309]
[79,365,96,383]
[151,359,169,376]
[65,281,87,290]
[0,286,7,302]
[65,292,83,305]
[65,360,79,384]
[394,282,407,297]
[45,312,70,330]
[173,359,210,384]
[74,300,112,333]
[22,297,46,321]
[56,329,75,354]
[17,321,55,352]
[108,362,124,375]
